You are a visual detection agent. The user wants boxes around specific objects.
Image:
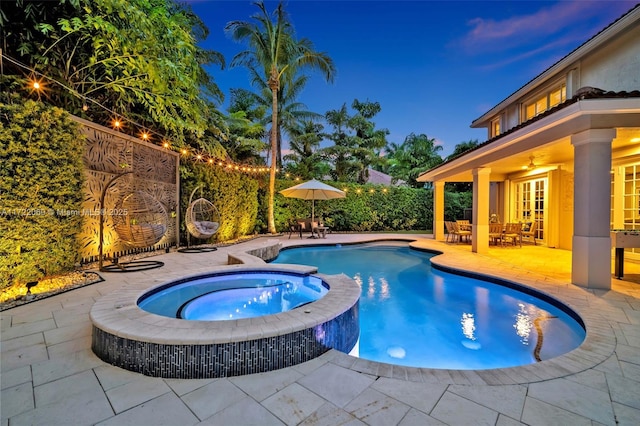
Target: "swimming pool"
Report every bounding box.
[272,241,586,370]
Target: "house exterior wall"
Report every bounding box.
[478,18,640,139]
[579,23,640,92]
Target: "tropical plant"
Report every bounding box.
[446,139,480,161]
[385,133,444,187]
[0,0,225,144]
[256,73,323,168]
[283,119,328,180]
[225,88,267,164]
[225,0,335,233]
[445,139,480,192]
[321,99,389,183]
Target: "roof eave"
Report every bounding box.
[470,5,640,129]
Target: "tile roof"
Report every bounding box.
[433,89,640,168]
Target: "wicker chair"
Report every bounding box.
[112,191,168,248]
[186,199,219,240]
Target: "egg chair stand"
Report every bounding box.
[98,172,166,272]
[178,186,220,253]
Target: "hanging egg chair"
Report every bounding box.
[112,191,168,248]
[185,186,220,240]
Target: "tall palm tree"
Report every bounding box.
[226,1,335,234]
[252,73,322,168]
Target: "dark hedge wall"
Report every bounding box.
[0,100,85,287]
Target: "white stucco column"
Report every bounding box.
[433,181,445,241]
[571,128,616,289]
[472,168,491,254]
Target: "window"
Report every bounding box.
[523,84,566,121]
[491,118,501,137]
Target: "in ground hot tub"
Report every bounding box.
[137,271,329,320]
[90,264,359,378]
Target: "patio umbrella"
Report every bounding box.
[279,179,346,223]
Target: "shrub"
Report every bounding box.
[0,100,85,288]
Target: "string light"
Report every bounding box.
[2,51,273,177]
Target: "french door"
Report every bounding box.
[514,178,546,243]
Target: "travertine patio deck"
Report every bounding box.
[2,233,639,425]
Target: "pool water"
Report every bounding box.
[138,272,328,320]
[272,242,585,370]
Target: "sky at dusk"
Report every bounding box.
[187,0,638,157]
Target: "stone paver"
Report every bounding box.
[1,233,640,425]
[181,379,247,420]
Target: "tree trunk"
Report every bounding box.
[267,68,279,234]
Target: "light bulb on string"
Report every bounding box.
[7,52,267,177]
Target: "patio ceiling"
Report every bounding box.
[418,98,640,183]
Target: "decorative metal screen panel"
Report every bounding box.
[72,116,179,262]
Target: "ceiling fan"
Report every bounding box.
[526,155,537,170]
[523,155,564,171]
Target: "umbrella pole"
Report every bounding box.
[311,199,315,224]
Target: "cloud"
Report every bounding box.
[457,0,633,54]
[476,34,584,72]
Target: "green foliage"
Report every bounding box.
[444,190,473,221]
[0,100,85,287]
[283,120,328,180]
[321,100,389,183]
[446,139,480,161]
[1,0,224,143]
[385,133,444,187]
[272,180,432,233]
[180,162,259,242]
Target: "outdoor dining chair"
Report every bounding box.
[489,223,504,246]
[503,222,522,247]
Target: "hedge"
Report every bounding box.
[0,100,85,287]
[273,180,433,232]
[180,162,260,242]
